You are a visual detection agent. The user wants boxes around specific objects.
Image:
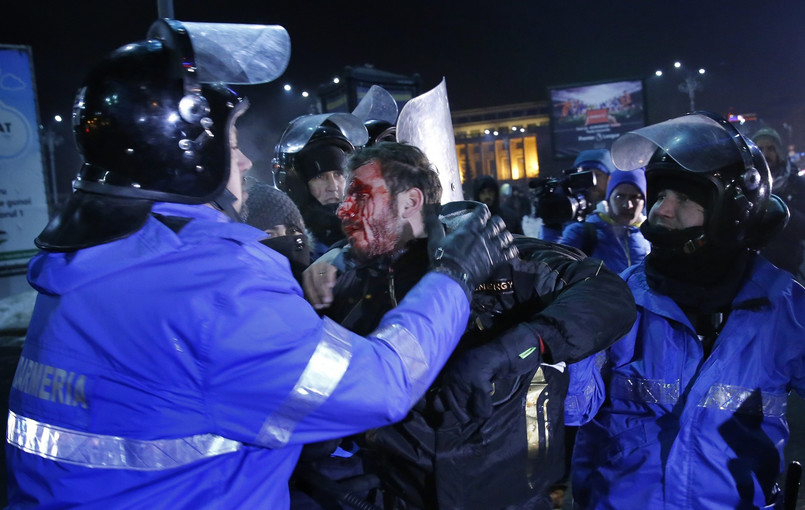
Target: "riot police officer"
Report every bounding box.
[5,20,516,508]
[568,112,804,509]
[273,114,368,260]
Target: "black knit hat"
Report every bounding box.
[295,139,350,182]
[245,182,306,232]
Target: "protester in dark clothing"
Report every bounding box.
[302,142,636,509]
[505,184,532,219]
[473,174,524,234]
[751,127,805,282]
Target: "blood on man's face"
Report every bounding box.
[337,160,403,260]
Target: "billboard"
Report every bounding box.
[549,78,646,160]
[0,45,49,275]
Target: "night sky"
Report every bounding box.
[4,1,805,194]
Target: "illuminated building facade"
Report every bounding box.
[451,102,558,193]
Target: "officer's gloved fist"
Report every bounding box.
[437,323,543,423]
[429,206,518,300]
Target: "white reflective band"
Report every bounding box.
[6,411,241,470]
[565,375,598,417]
[698,384,787,417]
[257,317,353,448]
[610,375,680,405]
[372,323,428,405]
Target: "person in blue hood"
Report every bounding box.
[566,112,805,509]
[5,23,517,509]
[558,167,650,272]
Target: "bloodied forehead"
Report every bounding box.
[346,161,391,199]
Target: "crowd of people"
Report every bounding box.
[4,18,805,510]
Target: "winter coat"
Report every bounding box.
[6,202,470,509]
[566,257,805,509]
[558,212,650,273]
[323,235,635,509]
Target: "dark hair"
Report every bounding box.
[347,142,442,209]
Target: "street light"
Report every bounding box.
[654,61,706,111]
[40,115,64,210]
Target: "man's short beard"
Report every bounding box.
[354,196,403,261]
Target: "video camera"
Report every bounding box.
[529,167,596,225]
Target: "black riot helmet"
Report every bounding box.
[36,20,290,252]
[72,41,245,204]
[364,119,397,145]
[272,113,368,191]
[611,111,789,253]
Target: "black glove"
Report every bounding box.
[429,205,518,300]
[436,323,543,422]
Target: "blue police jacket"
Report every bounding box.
[6,203,469,509]
[558,212,650,273]
[565,256,805,509]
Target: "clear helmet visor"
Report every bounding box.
[352,85,399,124]
[275,113,369,155]
[611,112,751,174]
[148,20,291,85]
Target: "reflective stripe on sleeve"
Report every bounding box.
[256,317,353,448]
[565,374,598,417]
[698,383,787,417]
[372,323,429,405]
[610,375,680,405]
[6,410,241,470]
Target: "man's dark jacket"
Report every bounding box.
[324,228,635,509]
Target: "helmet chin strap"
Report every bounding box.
[640,222,708,256]
[211,188,244,222]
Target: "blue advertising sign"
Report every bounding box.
[0,45,49,274]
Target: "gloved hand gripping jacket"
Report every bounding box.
[429,206,517,300]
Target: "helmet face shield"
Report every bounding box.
[352,85,399,146]
[611,113,746,174]
[274,113,369,158]
[177,22,291,85]
[613,111,780,250]
[352,85,399,126]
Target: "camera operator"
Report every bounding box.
[531,149,615,242]
[529,166,598,244]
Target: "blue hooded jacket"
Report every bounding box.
[6,202,469,509]
[566,257,805,509]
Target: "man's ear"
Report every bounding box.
[400,187,425,219]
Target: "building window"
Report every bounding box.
[524,135,539,178]
[495,139,510,180]
[481,141,496,176]
[509,137,524,180]
[456,143,467,182]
